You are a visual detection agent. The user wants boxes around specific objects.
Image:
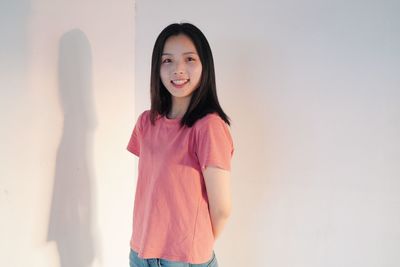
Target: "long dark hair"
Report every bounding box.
[149,22,231,128]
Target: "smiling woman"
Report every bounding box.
[126,22,234,267]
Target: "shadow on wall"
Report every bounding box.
[47,29,99,267]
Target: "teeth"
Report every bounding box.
[172,79,188,85]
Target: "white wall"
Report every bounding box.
[134,0,400,266]
[1,0,399,266]
[1,0,136,266]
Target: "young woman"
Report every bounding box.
[127,22,234,267]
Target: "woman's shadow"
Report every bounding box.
[47,29,98,267]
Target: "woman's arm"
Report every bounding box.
[202,166,232,240]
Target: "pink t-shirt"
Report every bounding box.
[126,110,234,264]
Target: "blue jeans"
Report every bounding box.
[129,248,219,267]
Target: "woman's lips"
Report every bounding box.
[171,79,189,88]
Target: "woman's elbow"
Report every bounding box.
[215,203,232,218]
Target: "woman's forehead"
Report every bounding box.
[162,34,197,54]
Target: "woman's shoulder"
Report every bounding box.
[140,109,151,117]
[135,109,151,129]
[138,109,151,121]
[194,112,228,130]
[193,112,234,148]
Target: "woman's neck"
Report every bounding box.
[168,96,191,119]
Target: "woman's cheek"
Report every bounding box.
[160,67,169,79]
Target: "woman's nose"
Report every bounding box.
[174,69,184,75]
[173,60,185,74]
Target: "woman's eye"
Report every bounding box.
[187,57,195,61]
[162,58,171,63]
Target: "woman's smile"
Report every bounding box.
[171,79,190,88]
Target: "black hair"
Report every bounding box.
[149,22,231,128]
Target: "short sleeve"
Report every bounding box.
[127,111,145,156]
[195,115,235,171]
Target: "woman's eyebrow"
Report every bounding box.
[162,52,198,56]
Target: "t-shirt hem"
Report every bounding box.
[130,243,211,264]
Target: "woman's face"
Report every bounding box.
[160,34,203,101]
